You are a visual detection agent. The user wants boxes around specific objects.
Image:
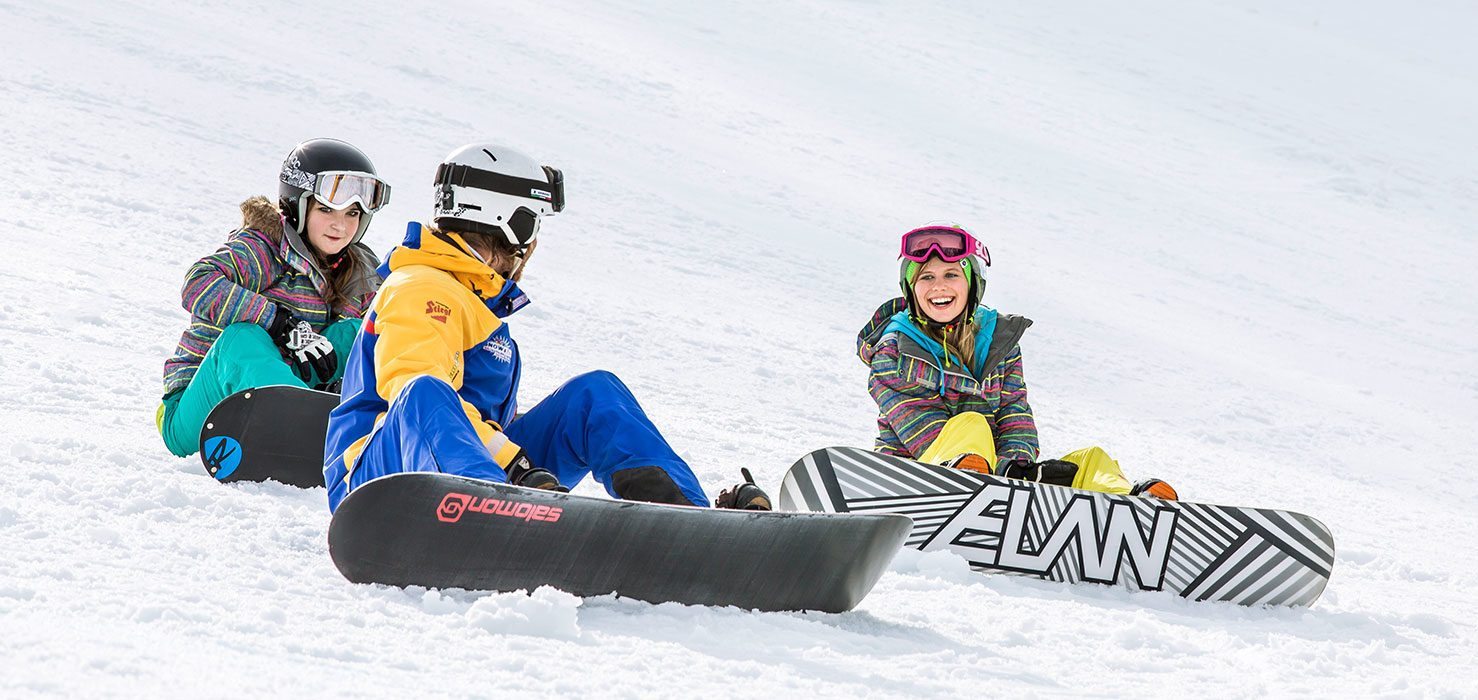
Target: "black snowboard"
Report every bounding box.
[327,472,912,613]
[198,385,338,488]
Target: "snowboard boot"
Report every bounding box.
[1131,478,1179,501]
[514,468,566,492]
[506,456,568,493]
[715,468,772,511]
[941,453,992,475]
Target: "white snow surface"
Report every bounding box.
[2,0,1476,696]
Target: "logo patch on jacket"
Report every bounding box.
[425,300,451,323]
[482,336,514,363]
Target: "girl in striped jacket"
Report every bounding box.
[157,139,389,457]
[858,223,1177,499]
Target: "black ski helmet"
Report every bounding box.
[278,138,387,243]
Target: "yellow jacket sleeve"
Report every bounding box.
[370,267,523,467]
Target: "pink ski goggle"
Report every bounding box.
[899,225,990,265]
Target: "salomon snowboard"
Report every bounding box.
[328,472,912,612]
[779,447,1334,607]
[198,385,338,488]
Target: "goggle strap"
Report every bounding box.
[541,166,565,212]
[437,163,563,211]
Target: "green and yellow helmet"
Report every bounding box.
[897,222,989,322]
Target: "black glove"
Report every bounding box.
[267,305,337,386]
[505,449,567,492]
[995,458,1079,487]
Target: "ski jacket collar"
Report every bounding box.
[857,297,1031,380]
[884,307,998,379]
[380,222,530,318]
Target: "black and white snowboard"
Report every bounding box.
[779,447,1335,607]
[198,385,337,488]
[328,472,912,613]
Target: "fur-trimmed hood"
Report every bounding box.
[236,194,380,305]
[239,195,285,240]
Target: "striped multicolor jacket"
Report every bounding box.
[161,196,380,396]
[857,297,1038,463]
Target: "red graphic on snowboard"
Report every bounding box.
[436,492,563,524]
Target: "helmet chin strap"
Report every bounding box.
[507,239,536,281]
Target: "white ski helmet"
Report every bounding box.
[433,143,564,247]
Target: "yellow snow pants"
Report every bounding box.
[917,412,1132,494]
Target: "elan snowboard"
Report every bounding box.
[779,447,1335,607]
[328,472,912,613]
[198,385,338,488]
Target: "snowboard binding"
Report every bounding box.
[506,454,568,492]
[1130,478,1179,501]
[716,468,772,511]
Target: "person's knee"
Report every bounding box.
[1061,445,1113,467]
[567,369,624,393]
[934,410,993,443]
[925,411,996,463]
[323,318,362,346]
[1082,446,1112,462]
[217,322,272,346]
[559,370,637,416]
[398,374,457,402]
[942,411,991,431]
[327,317,362,333]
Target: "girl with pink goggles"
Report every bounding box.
[898,225,990,265]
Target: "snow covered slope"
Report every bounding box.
[2,0,1474,695]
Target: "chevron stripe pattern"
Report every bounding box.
[778,447,1334,607]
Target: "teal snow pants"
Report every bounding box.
[157,319,360,457]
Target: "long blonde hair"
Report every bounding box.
[923,314,978,372]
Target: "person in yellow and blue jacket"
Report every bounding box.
[323,143,770,513]
[158,138,389,457]
[859,223,1179,500]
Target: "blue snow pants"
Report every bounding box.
[338,370,708,510]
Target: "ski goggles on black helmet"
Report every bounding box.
[899,225,990,265]
[308,171,392,212]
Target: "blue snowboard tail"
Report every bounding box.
[199,386,338,488]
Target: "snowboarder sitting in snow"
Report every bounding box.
[857,223,1178,499]
[322,142,770,513]
[157,138,389,457]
